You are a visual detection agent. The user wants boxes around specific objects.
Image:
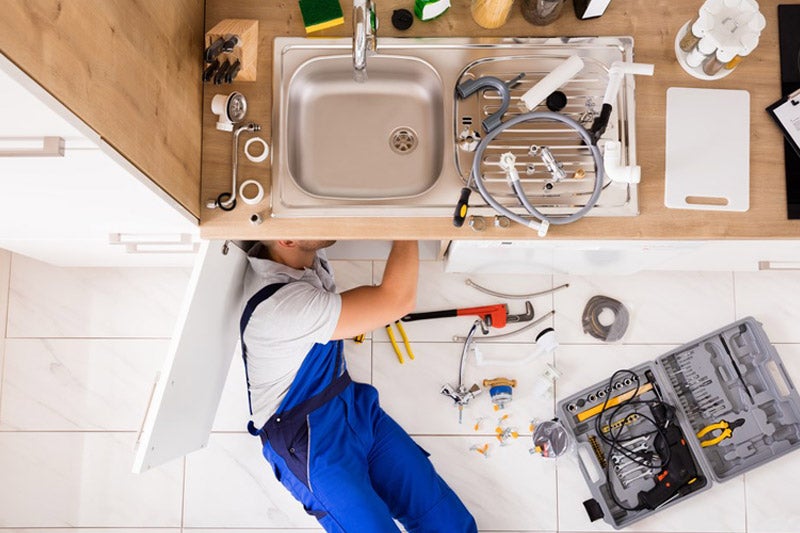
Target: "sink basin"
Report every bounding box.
[272,37,639,218]
[284,55,444,199]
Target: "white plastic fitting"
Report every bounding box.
[603,140,641,184]
[602,61,655,107]
[211,92,247,132]
[531,363,562,399]
[520,55,585,112]
[473,328,558,366]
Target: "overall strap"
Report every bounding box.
[240,282,287,420]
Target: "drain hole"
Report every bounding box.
[389,127,418,155]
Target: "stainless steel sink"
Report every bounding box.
[271,37,639,218]
[285,54,444,199]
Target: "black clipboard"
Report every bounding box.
[767,87,800,159]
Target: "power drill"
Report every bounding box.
[637,405,705,510]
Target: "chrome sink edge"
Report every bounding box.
[271,36,639,219]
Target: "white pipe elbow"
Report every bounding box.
[603,140,641,184]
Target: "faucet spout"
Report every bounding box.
[353,0,377,81]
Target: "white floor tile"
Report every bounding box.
[744,344,800,533]
[0,432,182,527]
[375,261,554,343]
[0,339,166,430]
[184,530,321,533]
[7,254,191,338]
[416,435,558,531]
[0,530,179,533]
[213,339,372,432]
[183,433,319,528]
[374,341,555,435]
[735,271,800,343]
[553,272,735,344]
[554,344,672,404]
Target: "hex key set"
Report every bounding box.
[557,317,800,529]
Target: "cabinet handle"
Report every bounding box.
[758,261,800,271]
[0,136,64,157]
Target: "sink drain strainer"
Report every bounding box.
[389,127,418,155]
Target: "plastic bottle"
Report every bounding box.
[679,14,714,53]
[686,36,717,68]
[471,0,515,29]
[702,47,736,76]
[520,0,565,26]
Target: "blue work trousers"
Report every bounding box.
[261,381,477,533]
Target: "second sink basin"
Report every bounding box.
[285,54,444,199]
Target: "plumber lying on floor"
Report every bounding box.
[240,239,478,533]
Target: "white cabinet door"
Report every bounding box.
[133,240,248,473]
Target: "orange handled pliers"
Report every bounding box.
[696,418,745,447]
[385,320,415,364]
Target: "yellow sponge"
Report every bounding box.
[299,0,344,34]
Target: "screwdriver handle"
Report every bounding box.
[453,187,471,227]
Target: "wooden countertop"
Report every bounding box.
[201,0,798,240]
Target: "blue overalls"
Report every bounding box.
[241,283,478,533]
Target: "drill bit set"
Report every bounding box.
[557,317,800,529]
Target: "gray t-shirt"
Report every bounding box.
[241,243,342,427]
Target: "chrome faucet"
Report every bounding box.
[353,0,377,82]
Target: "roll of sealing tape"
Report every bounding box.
[244,136,269,163]
[239,179,265,205]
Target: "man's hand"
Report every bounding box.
[331,241,419,340]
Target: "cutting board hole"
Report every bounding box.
[685,196,729,206]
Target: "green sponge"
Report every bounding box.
[299,0,344,34]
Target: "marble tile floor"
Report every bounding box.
[0,248,799,532]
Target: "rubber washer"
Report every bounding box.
[392,9,413,30]
[546,91,568,112]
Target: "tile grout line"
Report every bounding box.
[181,456,187,531]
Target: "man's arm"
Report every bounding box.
[331,241,419,340]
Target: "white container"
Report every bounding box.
[674,0,765,80]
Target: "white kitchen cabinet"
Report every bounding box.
[445,240,800,274]
[0,54,198,267]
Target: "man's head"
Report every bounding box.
[262,240,336,252]
[261,240,336,268]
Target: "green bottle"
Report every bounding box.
[414,0,451,21]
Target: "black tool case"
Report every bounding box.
[556,317,800,529]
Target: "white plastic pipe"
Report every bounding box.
[473,329,558,366]
[520,55,585,112]
[602,61,655,106]
[603,140,641,184]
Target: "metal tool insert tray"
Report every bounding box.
[556,317,800,529]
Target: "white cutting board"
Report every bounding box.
[665,87,750,212]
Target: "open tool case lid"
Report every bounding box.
[556,317,800,529]
[655,316,800,483]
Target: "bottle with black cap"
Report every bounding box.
[573,0,612,20]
